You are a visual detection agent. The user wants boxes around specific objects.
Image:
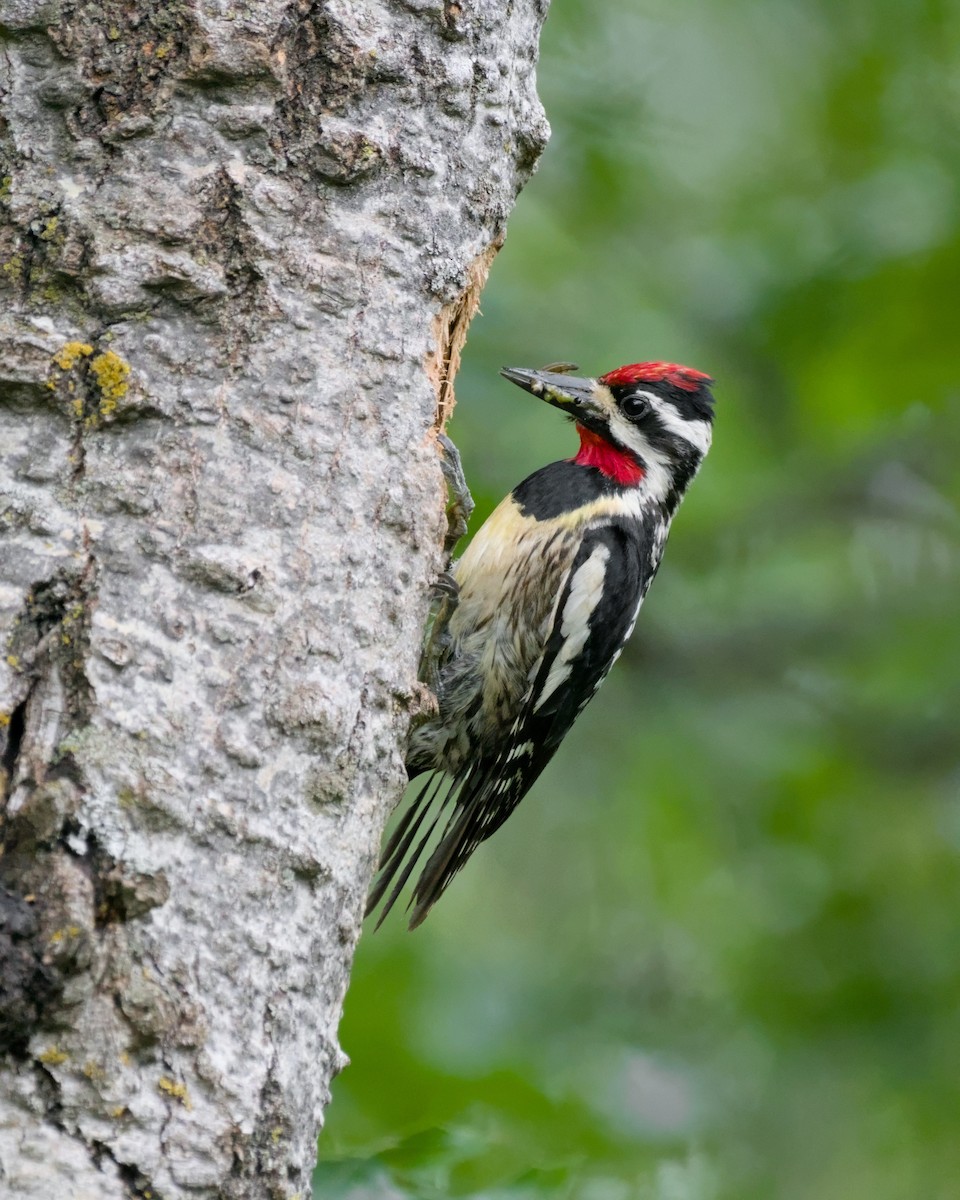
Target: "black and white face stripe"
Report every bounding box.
[588,384,712,506]
[601,386,713,460]
[626,389,713,457]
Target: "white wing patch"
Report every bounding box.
[622,591,645,643]
[533,543,610,713]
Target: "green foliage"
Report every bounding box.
[316,2,960,1196]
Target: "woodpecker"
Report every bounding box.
[368,360,715,928]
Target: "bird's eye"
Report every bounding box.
[621,394,650,420]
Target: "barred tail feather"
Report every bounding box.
[368,668,570,930]
[407,791,479,928]
[374,819,440,932]
[365,772,446,926]
[407,740,541,928]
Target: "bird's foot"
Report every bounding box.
[419,571,459,693]
[430,570,459,602]
[438,433,474,563]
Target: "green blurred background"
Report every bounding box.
[316,1,960,1196]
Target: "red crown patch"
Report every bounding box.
[599,362,713,393]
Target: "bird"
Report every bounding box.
[367,360,716,928]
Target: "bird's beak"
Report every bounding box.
[500,367,603,421]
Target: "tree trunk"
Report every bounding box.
[0,2,549,1195]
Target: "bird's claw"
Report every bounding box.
[431,571,459,601]
[419,573,459,693]
[438,433,474,563]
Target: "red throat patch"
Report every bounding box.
[573,426,645,486]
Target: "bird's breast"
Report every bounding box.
[447,495,578,729]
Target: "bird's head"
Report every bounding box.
[501,360,715,505]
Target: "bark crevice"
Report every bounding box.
[0,697,27,797]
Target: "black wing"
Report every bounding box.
[367,521,647,929]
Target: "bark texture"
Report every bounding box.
[0,1,549,1195]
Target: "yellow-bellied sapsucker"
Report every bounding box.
[368,361,716,928]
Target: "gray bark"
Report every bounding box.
[0,1,549,1195]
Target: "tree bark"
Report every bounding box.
[0,1,549,1195]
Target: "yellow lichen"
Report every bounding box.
[2,253,24,280]
[0,712,9,727]
[82,1060,105,1082]
[90,349,130,416]
[48,925,82,944]
[158,1077,192,1108]
[52,341,93,371]
[38,1047,69,1066]
[111,1105,126,1118]
[6,654,20,669]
